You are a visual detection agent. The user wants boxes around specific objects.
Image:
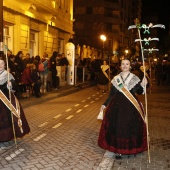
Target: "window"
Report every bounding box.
[3,26,13,52]
[58,0,65,9]
[51,0,56,8]
[75,7,86,14]
[106,23,112,32]
[58,0,62,8]
[29,31,38,57]
[58,38,64,54]
[3,27,9,45]
[86,7,93,14]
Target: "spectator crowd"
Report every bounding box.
[0,50,69,99]
[2,49,170,100]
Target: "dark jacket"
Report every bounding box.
[14,56,24,73]
[50,51,58,73]
[60,57,69,66]
[31,69,39,83]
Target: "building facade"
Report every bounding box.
[73,0,141,58]
[3,0,74,57]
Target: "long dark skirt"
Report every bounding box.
[0,92,30,142]
[98,71,109,85]
[98,92,147,154]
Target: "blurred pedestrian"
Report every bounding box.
[98,60,110,93]
[39,53,49,93]
[0,58,30,142]
[50,51,58,89]
[31,64,42,98]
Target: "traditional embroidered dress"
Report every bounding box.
[98,72,147,155]
[0,70,30,142]
[98,65,110,90]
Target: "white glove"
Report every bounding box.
[141,77,148,87]
[97,105,106,120]
[7,81,12,90]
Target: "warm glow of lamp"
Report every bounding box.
[100,35,106,42]
[100,35,106,58]
[125,49,129,54]
[51,1,56,8]
[25,11,35,18]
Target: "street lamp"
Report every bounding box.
[125,49,129,56]
[100,35,106,59]
[100,35,106,48]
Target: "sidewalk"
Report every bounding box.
[19,81,96,109]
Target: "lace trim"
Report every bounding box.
[0,70,14,85]
[111,73,140,91]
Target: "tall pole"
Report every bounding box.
[100,35,106,59]
[0,0,4,57]
[102,41,104,59]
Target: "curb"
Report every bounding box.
[20,81,96,108]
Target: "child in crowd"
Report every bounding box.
[31,64,42,98]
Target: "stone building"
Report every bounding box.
[3,0,74,57]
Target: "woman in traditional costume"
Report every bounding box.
[0,59,30,142]
[98,58,147,159]
[98,60,110,93]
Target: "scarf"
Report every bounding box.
[111,72,140,91]
[0,70,15,85]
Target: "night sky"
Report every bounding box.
[142,0,170,53]
[142,0,170,34]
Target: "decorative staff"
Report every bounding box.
[128,18,165,163]
[135,37,159,46]
[4,29,18,148]
[143,48,159,53]
[131,18,150,163]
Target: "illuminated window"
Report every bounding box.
[3,27,9,47]
[29,31,38,57]
[51,0,56,8]
[58,38,64,54]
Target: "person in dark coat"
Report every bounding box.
[22,53,33,70]
[50,51,58,89]
[60,53,69,66]
[14,51,24,97]
[31,64,42,97]
[98,60,110,92]
[14,51,24,83]
[155,61,165,86]
[8,55,16,79]
[59,53,69,81]
[20,64,41,98]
